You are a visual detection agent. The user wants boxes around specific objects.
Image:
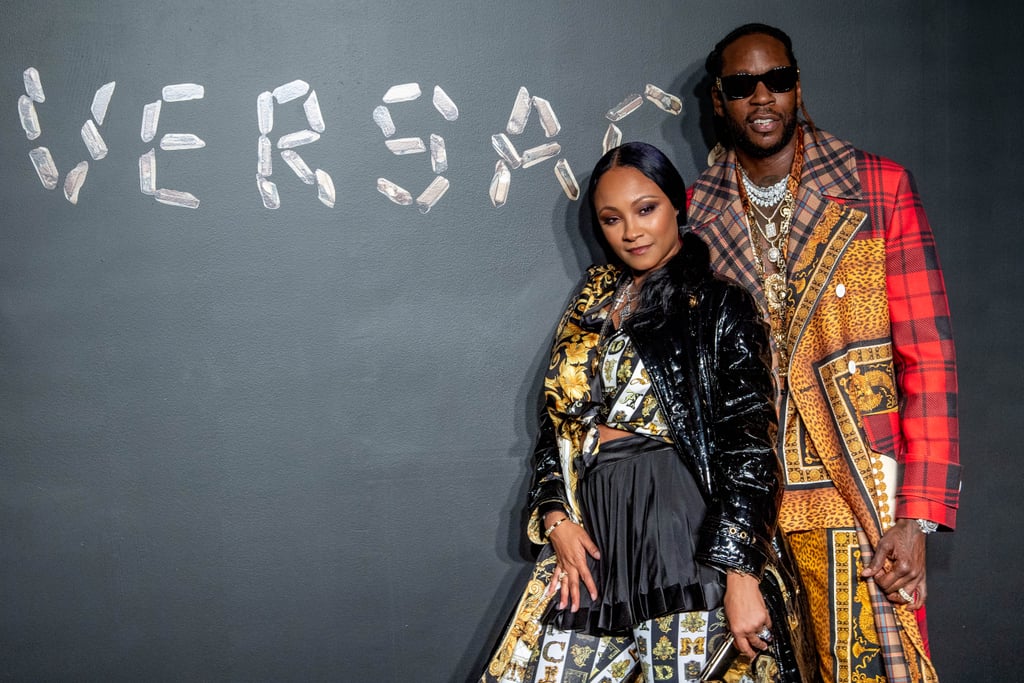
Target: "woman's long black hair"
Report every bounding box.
[587,141,710,325]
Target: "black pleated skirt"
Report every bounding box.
[548,434,724,636]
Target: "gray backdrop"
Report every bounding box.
[1,1,1019,681]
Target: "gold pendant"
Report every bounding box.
[764,272,788,311]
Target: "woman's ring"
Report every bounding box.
[897,588,913,603]
[756,626,772,641]
[558,573,567,583]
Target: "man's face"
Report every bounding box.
[713,33,802,160]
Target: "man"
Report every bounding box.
[688,23,960,683]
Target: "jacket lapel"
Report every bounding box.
[691,130,867,342]
[786,129,862,280]
[688,157,763,305]
[781,132,885,541]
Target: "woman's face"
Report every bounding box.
[594,165,681,281]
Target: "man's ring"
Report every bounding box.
[897,588,913,603]
[756,626,772,641]
[558,573,567,583]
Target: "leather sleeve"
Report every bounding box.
[696,283,782,576]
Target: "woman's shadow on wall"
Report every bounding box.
[456,60,719,683]
[455,194,603,682]
[548,60,722,279]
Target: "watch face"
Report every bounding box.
[916,519,938,534]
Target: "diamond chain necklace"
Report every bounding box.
[739,164,789,207]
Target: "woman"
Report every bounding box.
[482,143,810,683]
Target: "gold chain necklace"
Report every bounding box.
[735,128,805,372]
[749,193,794,270]
[747,198,787,260]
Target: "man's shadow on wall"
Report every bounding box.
[670,60,727,187]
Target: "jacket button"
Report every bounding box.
[836,283,847,298]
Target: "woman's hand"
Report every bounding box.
[543,513,601,612]
[724,571,771,658]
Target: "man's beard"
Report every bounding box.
[725,109,798,159]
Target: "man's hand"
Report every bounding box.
[861,518,928,609]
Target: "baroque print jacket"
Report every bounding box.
[687,127,960,545]
[526,233,781,577]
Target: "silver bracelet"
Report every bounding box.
[916,519,939,534]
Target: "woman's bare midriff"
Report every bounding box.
[597,424,633,444]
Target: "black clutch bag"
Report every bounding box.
[699,634,775,682]
[700,633,743,681]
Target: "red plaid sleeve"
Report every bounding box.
[858,152,961,529]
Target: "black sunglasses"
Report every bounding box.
[716,66,800,100]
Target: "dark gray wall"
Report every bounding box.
[1,1,1019,681]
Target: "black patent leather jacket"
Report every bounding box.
[528,233,781,576]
